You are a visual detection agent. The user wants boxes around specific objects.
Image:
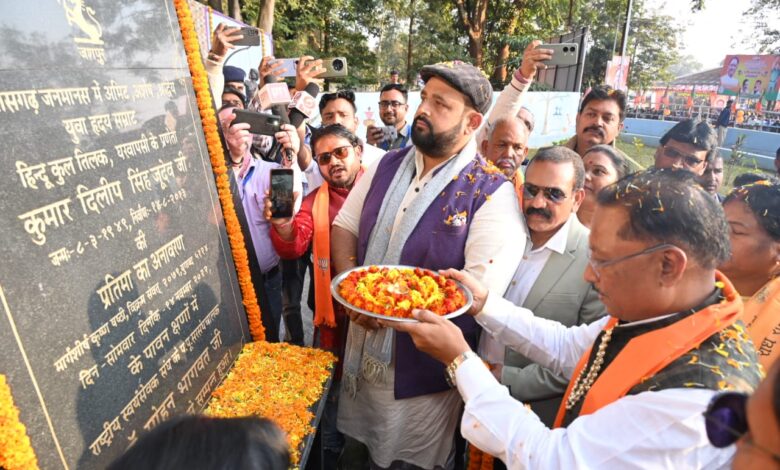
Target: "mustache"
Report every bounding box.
[329,165,346,175]
[584,125,605,137]
[413,115,433,130]
[496,157,517,169]
[525,207,552,220]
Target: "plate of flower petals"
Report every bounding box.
[330,265,473,323]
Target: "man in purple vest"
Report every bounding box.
[331,62,526,469]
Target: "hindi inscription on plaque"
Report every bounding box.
[0,1,250,468]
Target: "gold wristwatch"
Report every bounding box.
[445,350,478,387]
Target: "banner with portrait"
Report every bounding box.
[605,55,630,92]
[718,54,780,100]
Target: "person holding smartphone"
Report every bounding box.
[204,23,246,109]
[265,124,365,465]
[366,83,412,151]
[218,104,304,343]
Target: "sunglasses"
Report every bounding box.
[522,183,568,204]
[704,391,780,462]
[661,145,704,168]
[315,145,354,165]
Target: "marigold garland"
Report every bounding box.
[205,342,336,465]
[173,0,265,341]
[468,445,493,470]
[0,375,39,470]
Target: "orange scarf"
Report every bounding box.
[554,272,743,427]
[744,277,780,369]
[513,170,524,207]
[312,182,336,328]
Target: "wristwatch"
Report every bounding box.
[445,350,478,387]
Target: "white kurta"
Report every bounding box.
[333,140,525,468]
[456,294,734,469]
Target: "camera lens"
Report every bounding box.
[563,47,569,53]
[332,59,344,71]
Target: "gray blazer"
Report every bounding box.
[501,216,607,426]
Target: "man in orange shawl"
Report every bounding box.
[387,169,763,468]
[266,124,364,465]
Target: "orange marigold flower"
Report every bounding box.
[0,375,39,470]
[338,266,466,319]
[174,0,264,340]
[205,343,336,465]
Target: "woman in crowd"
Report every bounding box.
[719,180,780,368]
[576,144,631,228]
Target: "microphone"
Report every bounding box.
[288,82,320,128]
[257,82,291,110]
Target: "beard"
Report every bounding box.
[411,116,463,158]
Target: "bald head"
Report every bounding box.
[481,117,530,177]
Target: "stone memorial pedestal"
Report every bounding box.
[0,2,331,469]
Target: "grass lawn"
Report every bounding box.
[531,140,775,194]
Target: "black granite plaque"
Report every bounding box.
[0,1,251,468]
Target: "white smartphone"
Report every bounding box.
[273,58,349,78]
[538,43,579,67]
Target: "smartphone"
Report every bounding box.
[274,58,299,78]
[232,109,281,136]
[538,43,579,67]
[274,57,349,78]
[380,126,397,143]
[270,168,294,218]
[233,26,261,47]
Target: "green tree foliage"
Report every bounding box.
[571,0,680,90]
[201,0,686,92]
[745,0,780,54]
[237,0,381,87]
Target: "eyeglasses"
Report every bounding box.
[587,243,676,279]
[378,100,405,109]
[315,145,354,165]
[522,183,568,204]
[704,391,780,462]
[661,145,705,168]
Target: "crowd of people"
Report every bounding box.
[111,24,780,470]
[627,100,780,135]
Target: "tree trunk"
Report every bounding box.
[324,16,331,54]
[228,0,242,22]
[208,0,222,13]
[455,0,488,68]
[467,35,484,68]
[491,43,510,84]
[490,11,520,84]
[257,0,275,33]
[567,0,575,26]
[406,0,415,84]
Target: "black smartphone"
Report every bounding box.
[233,26,261,47]
[232,109,280,136]
[270,168,294,218]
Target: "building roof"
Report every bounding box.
[668,68,721,87]
[651,67,721,91]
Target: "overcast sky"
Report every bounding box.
[647,0,779,71]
